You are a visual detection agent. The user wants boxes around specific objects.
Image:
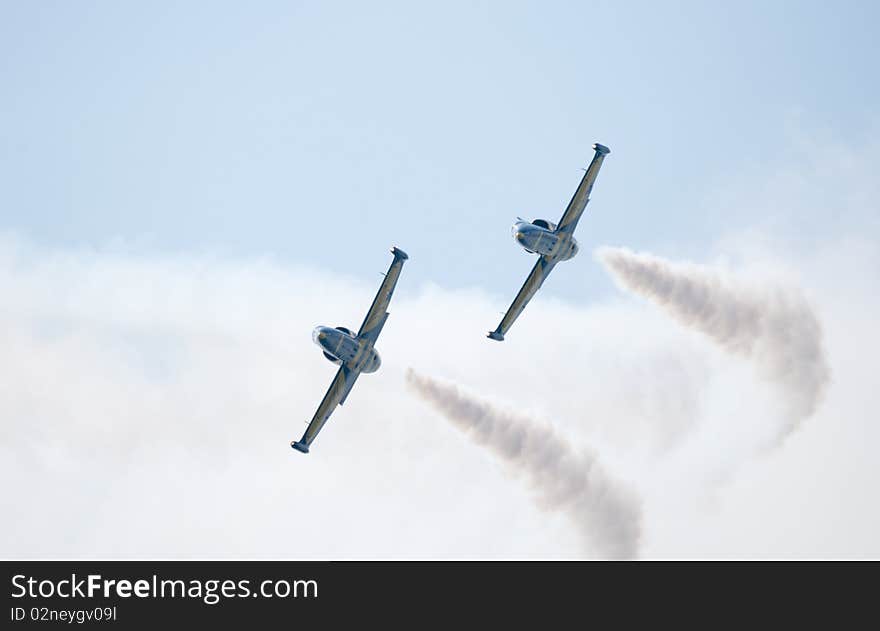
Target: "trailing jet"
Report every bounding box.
[292,246,409,454]
[488,143,610,341]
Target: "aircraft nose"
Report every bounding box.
[312,327,328,344]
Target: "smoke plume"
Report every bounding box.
[406,369,642,559]
[597,247,829,444]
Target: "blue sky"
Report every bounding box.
[1,1,878,301]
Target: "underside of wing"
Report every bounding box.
[357,247,408,346]
[291,365,361,453]
[555,143,610,236]
[488,256,557,341]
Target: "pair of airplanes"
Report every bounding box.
[291,143,611,454]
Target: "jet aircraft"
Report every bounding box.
[488,143,610,341]
[292,246,409,453]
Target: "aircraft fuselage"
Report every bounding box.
[511,220,579,261]
[312,326,381,373]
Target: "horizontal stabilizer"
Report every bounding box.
[291,440,310,454]
[487,329,505,342]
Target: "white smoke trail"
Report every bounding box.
[406,369,642,559]
[597,246,830,444]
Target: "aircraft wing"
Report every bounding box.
[488,255,557,341]
[356,246,409,346]
[291,364,361,453]
[554,143,610,236]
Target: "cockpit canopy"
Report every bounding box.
[532,218,557,231]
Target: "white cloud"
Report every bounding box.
[1,134,878,559]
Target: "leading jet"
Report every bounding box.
[487,143,610,341]
[291,246,409,454]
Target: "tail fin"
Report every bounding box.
[290,440,310,454]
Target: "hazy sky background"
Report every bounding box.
[2,1,878,296]
[1,2,878,558]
